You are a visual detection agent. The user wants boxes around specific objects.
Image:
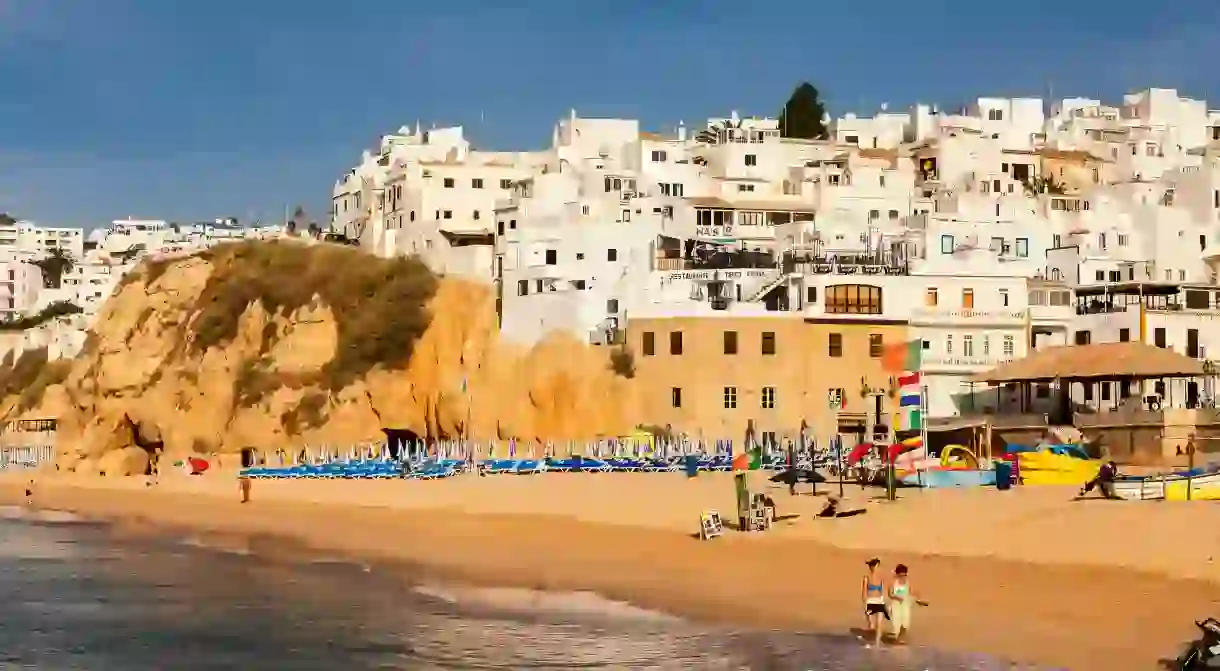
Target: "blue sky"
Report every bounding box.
[0,0,1217,228]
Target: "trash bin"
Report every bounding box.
[995,461,1013,491]
[684,455,700,478]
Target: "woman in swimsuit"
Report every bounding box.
[889,563,914,644]
[861,558,888,647]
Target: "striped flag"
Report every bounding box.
[885,340,924,434]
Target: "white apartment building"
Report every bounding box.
[0,219,85,260]
[0,260,43,317]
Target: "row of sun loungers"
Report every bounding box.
[239,454,794,480]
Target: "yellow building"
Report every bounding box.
[627,315,909,444]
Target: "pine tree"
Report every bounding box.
[778,82,828,140]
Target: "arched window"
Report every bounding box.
[825,284,883,315]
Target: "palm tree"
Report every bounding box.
[32,248,75,289]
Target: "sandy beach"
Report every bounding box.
[3,469,1218,670]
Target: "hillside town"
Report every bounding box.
[6,85,1220,440]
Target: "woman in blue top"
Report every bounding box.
[861,558,888,647]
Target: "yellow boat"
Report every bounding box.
[1016,451,1101,485]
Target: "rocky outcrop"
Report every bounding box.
[4,241,639,473]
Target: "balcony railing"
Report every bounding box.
[656,251,776,271]
[786,260,909,276]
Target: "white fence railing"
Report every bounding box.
[0,445,55,471]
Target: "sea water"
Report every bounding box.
[0,507,1042,670]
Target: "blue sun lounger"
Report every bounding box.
[514,459,545,474]
[481,459,518,474]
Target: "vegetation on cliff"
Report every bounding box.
[186,240,438,390]
[0,301,83,331]
[0,347,71,412]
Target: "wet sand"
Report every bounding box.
[3,470,1218,670]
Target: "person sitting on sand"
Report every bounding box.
[889,564,915,644]
[1079,460,1119,499]
[861,558,888,648]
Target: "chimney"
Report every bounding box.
[677,120,687,142]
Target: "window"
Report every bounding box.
[761,331,776,355]
[1101,383,1111,401]
[1015,238,1029,258]
[925,287,938,307]
[443,178,455,188]
[946,335,953,354]
[606,299,619,313]
[761,387,776,410]
[889,209,899,220]
[517,280,528,296]
[990,236,1004,252]
[941,235,955,254]
[1186,290,1211,309]
[1154,328,1167,348]
[737,184,756,192]
[723,330,738,355]
[471,178,484,189]
[868,333,883,358]
[806,286,817,303]
[845,135,859,144]
[1119,328,1130,342]
[828,333,843,357]
[607,249,618,262]
[869,210,880,221]
[671,387,682,408]
[988,109,1004,121]
[1003,335,1014,356]
[1095,270,1105,281]
[535,280,543,293]
[1119,234,1129,247]
[825,284,883,314]
[542,249,556,265]
[744,154,757,166]
[962,288,974,309]
[500,179,513,189]
[963,335,974,357]
[1052,234,1061,248]
[472,210,481,220]
[443,210,453,219]
[723,386,738,409]
[983,336,990,355]
[1074,330,1091,345]
[651,150,667,162]
[1083,384,1094,402]
[999,289,1009,307]
[670,331,683,355]
[642,332,655,356]
[1188,329,1200,358]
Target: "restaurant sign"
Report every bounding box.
[668,270,771,281]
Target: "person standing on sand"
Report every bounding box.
[861,558,888,647]
[238,447,254,504]
[888,563,915,644]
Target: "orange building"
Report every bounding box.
[627,315,908,444]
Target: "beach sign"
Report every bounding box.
[699,511,724,540]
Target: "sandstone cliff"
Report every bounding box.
[2,241,640,475]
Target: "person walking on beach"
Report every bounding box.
[888,563,915,645]
[861,558,888,647]
[238,447,254,504]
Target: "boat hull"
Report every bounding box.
[1114,472,1220,501]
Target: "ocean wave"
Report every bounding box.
[412,584,682,624]
[0,506,85,524]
